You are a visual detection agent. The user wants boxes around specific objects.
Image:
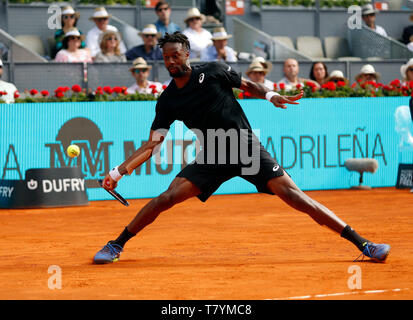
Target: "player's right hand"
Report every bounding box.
[103,174,117,191]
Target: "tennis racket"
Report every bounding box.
[97,179,130,207]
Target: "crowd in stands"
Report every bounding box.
[1,1,413,104]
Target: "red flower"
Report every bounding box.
[40,90,49,97]
[103,86,113,94]
[244,91,252,97]
[273,83,277,90]
[336,81,346,88]
[113,86,123,94]
[149,84,156,89]
[14,91,20,99]
[322,81,336,91]
[390,79,401,87]
[305,81,316,88]
[409,81,413,89]
[72,84,82,93]
[238,92,244,99]
[55,90,64,98]
[279,83,286,90]
[162,84,168,90]
[296,83,302,90]
[152,88,158,94]
[122,87,128,95]
[30,89,38,96]
[63,86,70,92]
[351,82,357,89]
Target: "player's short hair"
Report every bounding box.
[155,1,170,12]
[158,31,190,52]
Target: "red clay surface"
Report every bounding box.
[0,187,412,300]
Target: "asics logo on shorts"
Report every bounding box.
[199,73,205,83]
[273,165,280,172]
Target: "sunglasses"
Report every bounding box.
[95,17,108,22]
[107,37,118,41]
[63,15,75,20]
[134,69,148,74]
[407,68,413,72]
[188,17,201,22]
[68,36,80,41]
[144,34,156,38]
[157,7,169,12]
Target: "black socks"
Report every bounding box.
[340,225,370,251]
[112,227,136,248]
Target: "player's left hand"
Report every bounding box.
[271,89,304,109]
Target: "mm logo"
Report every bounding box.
[45,117,112,188]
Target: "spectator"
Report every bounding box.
[324,70,349,86]
[400,58,413,85]
[125,24,163,61]
[54,28,93,63]
[402,14,413,45]
[245,58,274,90]
[126,57,162,95]
[200,27,237,62]
[309,61,328,87]
[277,58,310,91]
[0,42,9,61]
[52,6,86,59]
[182,8,212,60]
[0,59,18,104]
[94,30,126,62]
[86,7,126,58]
[154,1,181,36]
[361,4,387,37]
[355,64,381,84]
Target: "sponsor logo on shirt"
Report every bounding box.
[199,73,205,83]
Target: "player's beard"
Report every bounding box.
[168,63,191,78]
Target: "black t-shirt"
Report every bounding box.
[151,62,254,143]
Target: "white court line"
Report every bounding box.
[267,288,410,300]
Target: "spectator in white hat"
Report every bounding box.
[54,28,92,63]
[52,6,85,59]
[200,27,237,62]
[400,58,413,86]
[355,64,381,83]
[361,4,387,37]
[0,59,18,104]
[125,24,163,61]
[325,70,349,86]
[86,7,126,58]
[182,8,212,59]
[246,58,275,91]
[127,57,162,95]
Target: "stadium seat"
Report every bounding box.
[324,36,351,59]
[272,36,295,50]
[14,35,45,57]
[337,56,362,61]
[296,36,326,60]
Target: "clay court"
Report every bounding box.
[0,187,412,300]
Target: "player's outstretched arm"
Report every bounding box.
[239,77,303,109]
[103,130,165,190]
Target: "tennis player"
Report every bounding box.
[93,32,390,264]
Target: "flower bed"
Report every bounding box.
[1,79,412,104]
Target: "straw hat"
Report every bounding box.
[211,27,232,41]
[130,57,152,71]
[138,24,161,38]
[89,7,111,20]
[61,5,80,19]
[252,56,273,74]
[400,58,413,79]
[361,4,378,16]
[246,60,269,76]
[325,70,349,84]
[355,64,381,81]
[184,7,206,24]
[63,27,85,41]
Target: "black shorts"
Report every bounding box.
[177,146,285,202]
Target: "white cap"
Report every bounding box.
[61,7,75,15]
[64,29,81,37]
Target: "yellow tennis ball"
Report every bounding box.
[67,144,80,158]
